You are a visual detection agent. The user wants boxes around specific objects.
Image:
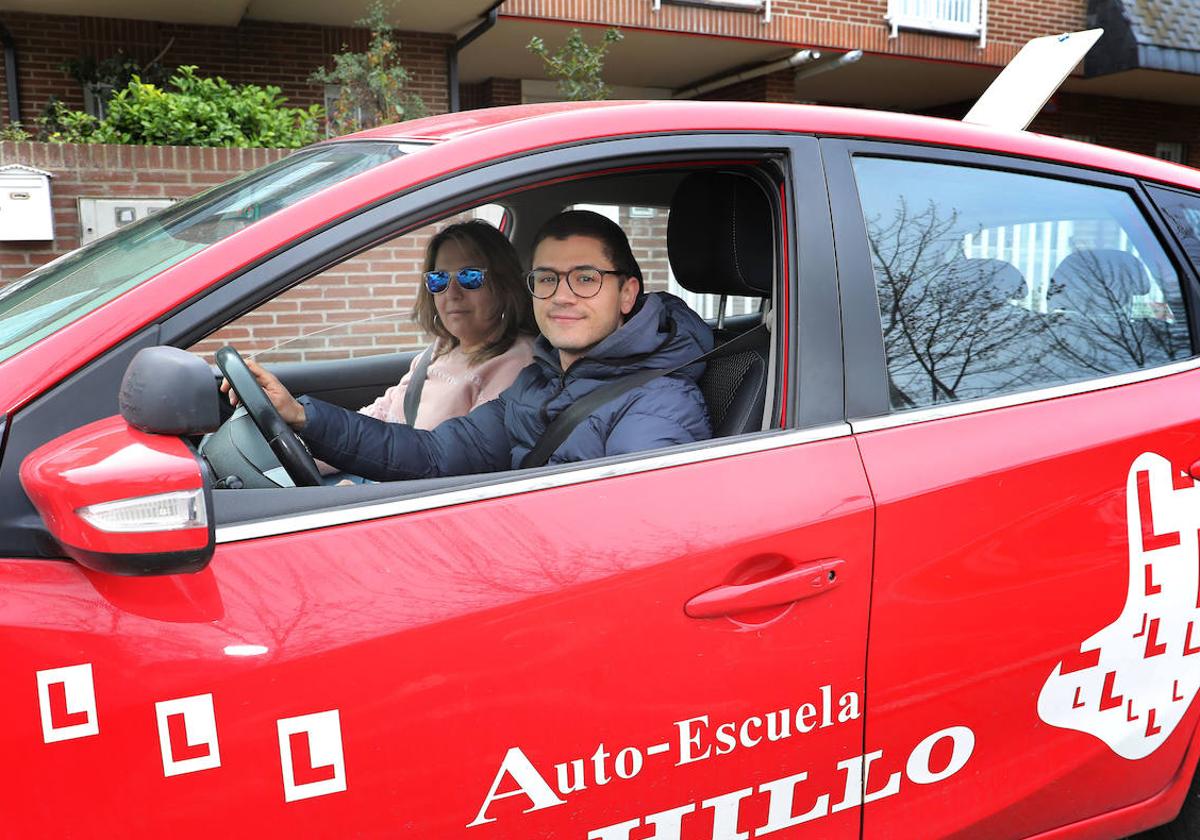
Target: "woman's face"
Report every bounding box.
[431,238,502,352]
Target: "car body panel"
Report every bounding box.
[1,437,872,838]
[858,369,1200,838]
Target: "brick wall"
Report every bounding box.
[1030,93,1200,168]
[0,140,684,366]
[623,205,671,293]
[462,78,523,111]
[500,0,1088,69]
[0,139,473,363]
[0,141,289,284]
[191,216,477,364]
[0,12,452,126]
[195,206,676,364]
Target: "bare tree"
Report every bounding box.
[866,199,1045,408]
[864,200,1188,409]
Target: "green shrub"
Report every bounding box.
[42,66,323,148]
[0,122,31,141]
[528,28,623,101]
[310,1,426,136]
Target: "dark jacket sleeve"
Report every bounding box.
[298,394,512,481]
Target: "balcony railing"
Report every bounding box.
[885,0,987,44]
[653,0,773,24]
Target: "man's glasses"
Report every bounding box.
[424,268,486,294]
[526,266,625,299]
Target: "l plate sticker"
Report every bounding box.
[1039,452,1200,759]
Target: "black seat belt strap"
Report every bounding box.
[520,323,768,469]
[402,343,436,426]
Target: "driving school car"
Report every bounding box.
[6,90,1200,839]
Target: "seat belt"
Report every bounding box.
[520,323,768,469]
[402,343,436,426]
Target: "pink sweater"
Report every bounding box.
[359,335,535,429]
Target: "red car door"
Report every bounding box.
[0,136,876,839]
[829,142,1200,838]
[1,410,873,840]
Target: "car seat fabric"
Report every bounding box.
[668,170,774,434]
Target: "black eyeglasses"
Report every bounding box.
[424,267,486,294]
[526,266,625,299]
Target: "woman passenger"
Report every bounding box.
[359,219,537,428]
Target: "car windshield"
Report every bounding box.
[0,141,411,364]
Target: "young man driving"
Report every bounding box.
[229,210,714,479]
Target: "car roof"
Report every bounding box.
[340,100,1200,193]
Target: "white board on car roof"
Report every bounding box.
[963,29,1104,131]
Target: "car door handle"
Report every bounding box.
[684,559,844,619]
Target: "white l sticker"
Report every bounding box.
[37,663,99,743]
[156,693,221,777]
[277,709,347,802]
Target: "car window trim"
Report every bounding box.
[822,137,1200,422]
[214,423,852,543]
[1141,182,1200,352]
[849,355,1200,433]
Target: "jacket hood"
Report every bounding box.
[533,292,714,381]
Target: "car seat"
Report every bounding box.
[667,170,774,436]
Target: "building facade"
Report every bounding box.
[0,0,1196,283]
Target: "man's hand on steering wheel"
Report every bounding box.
[220,357,306,429]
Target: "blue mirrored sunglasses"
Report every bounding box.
[424,267,486,294]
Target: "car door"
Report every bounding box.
[826,139,1200,838]
[0,135,875,839]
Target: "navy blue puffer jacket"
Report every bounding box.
[298,292,714,480]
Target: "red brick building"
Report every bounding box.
[0,0,1196,287]
[3,0,1197,154]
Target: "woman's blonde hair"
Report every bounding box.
[413,219,536,363]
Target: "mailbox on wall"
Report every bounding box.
[0,165,54,241]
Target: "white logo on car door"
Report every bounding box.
[1039,452,1200,759]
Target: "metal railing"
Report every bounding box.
[885,0,987,44]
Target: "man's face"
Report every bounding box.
[531,234,639,369]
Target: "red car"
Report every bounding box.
[4,99,1200,839]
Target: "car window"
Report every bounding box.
[852,157,1191,411]
[0,141,408,365]
[192,204,507,365]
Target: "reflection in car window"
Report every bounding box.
[0,141,408,364]
[853,158,1191,411]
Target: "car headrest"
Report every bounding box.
[1051,249,1151,302]
[668,171,773,297]
[944,258,1028,304]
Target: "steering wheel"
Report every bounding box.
[214,346,323,487]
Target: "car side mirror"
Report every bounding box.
[119,345,221,435]
[19,416,215,576]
